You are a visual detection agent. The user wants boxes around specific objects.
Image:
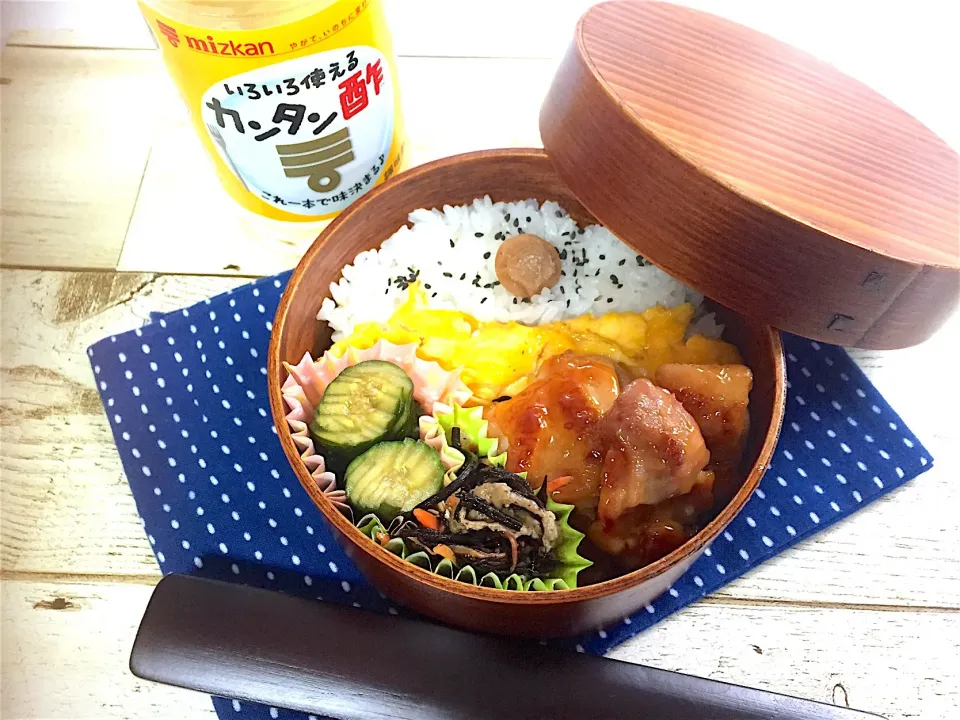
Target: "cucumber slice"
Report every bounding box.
[345,439,444,520]
[310,360,415,460]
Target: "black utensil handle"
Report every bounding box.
[130,575,884,720]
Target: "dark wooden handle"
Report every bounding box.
[130,575,885,720]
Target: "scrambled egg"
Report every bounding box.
[329,285,741,403]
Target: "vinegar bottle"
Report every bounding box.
[137,0,405,222]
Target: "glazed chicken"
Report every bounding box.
[655,363,753,503]
[486,356,754,578]
[586,469,715,570]
[597,379,711,523]
[484,353,623,509]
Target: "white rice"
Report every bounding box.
[318,197,721,341]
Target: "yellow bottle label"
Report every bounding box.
[138,0,405,221]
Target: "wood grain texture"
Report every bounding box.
[0,270,244,575]
[539,0,959,349]
[268,148,785,637]
[3,578,959,720]
[1,580,217,720]
[0,47,155,269]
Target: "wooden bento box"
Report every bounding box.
[267,1,957,637]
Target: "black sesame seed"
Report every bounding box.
[475,232,483,238]
[562,231,570,237]
[387,278,392,285]
[599,254,606,260]
[617,284,624,289]
[460,273,466,281]
[513,298,518,305]
[480,297,487,304]
[384,288,389,295]
[424,283,432,290]
[495,232,504,240]
[566,299,570,307]
[513,219,519,228]
[526,216,531,223]
[618,259,626,266]
[556,210,562,217]
[610,274,619,284]
[483,283,492,289]
[449,239,455,248]
[573,269,578,278]
[483,251,491,259]
[443,272,453,278]
[560,270,566,277]
[432,292,438,298]
[607,298,613,304]
[560,286,565,294]
[636,255,643,265]
[559,249,568,260]
[505,213,511,221]
[595,270,600,277]
[522,298,531,304]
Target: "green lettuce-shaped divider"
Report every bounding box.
[435,404,504,463]
[544,494,593,587]
[354,405,592,591]
[357,511,577,590]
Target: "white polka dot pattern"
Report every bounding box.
[89,275,932,720]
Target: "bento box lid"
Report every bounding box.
[539,0,958,350]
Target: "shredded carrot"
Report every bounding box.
[413,508,440,530]
[546,475,573,495]
[446,495,460,511]
[375,532,391,546]
[432,544,456,564]
[503,532,518,572]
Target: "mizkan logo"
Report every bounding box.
[156,20,274,57]
[156,20,179,47]
[186,34,275,56]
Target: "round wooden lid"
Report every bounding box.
[540,0,959,349]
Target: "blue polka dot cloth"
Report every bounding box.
[88,271,932,720]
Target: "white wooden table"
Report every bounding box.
[1,2,958,718]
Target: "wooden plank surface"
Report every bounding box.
[2,2,959,718]
[3,269,958,610]
[0,270,244,577]
[0,46,156,269]
[1,580,218,720]
[3,578,957,720]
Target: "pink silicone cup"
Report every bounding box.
[280,340,473,511]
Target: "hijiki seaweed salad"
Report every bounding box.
[282,197,754,591]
